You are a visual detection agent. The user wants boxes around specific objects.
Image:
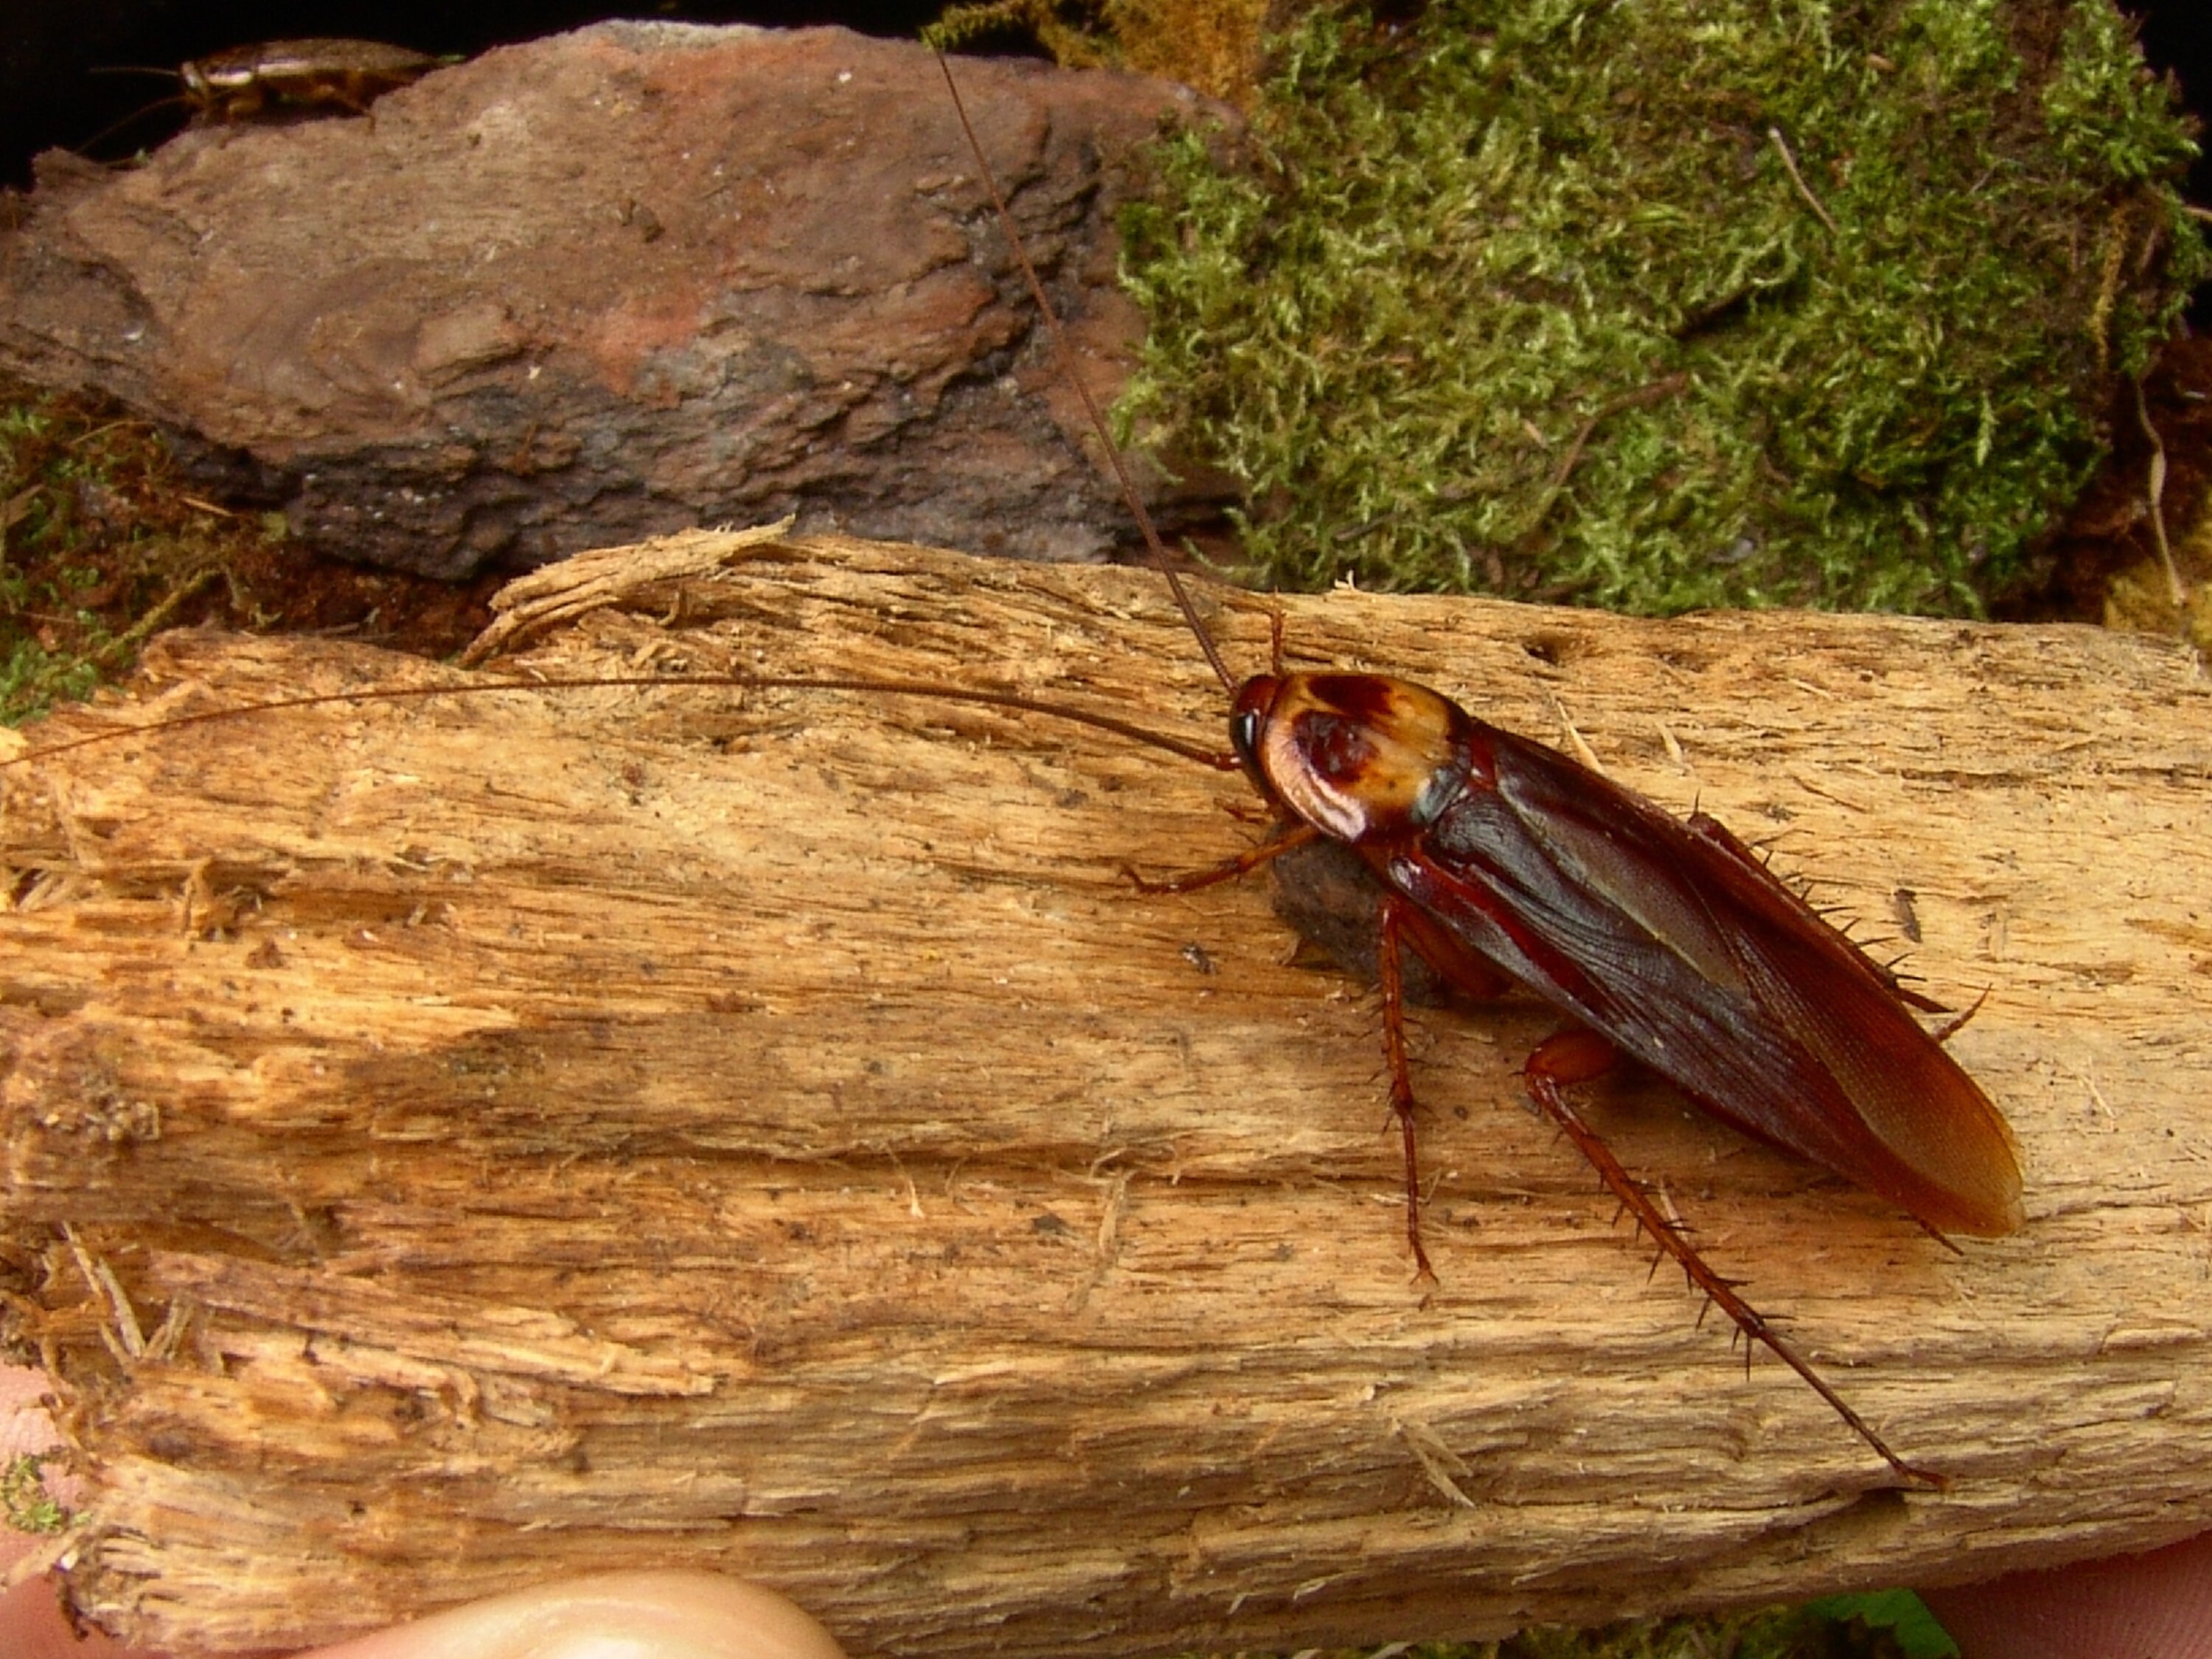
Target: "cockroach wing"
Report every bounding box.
[1381,723,2024,1238]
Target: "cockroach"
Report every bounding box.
[9,45,2021,1491]
[83,39,440,156]
[927,54,2022,1487]
[188,39,441,122]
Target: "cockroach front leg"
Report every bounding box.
[1124,824,1321,894]
[1521,1029,1941,1488]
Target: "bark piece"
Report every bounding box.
[0,27,1222,577]
[1,531,2209,1655]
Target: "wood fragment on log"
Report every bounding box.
[1,528,2208,1656]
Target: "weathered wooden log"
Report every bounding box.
[1,529,2208,1655]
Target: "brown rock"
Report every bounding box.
[0,26,1225,577]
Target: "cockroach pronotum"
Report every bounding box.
[8,44,2022,1492]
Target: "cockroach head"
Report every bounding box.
[1232,672,1475,843]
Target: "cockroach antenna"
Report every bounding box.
[933,50,1237,696]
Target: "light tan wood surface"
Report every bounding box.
[2,528,2208,1654]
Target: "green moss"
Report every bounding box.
[1804,1590,1960,1658]
[0,396,209,726]
[925,0,1119,70]
[1240,1599,1931,1657]
[1,1453,68,1535]
[0,378,296,726]
[1120,0,2207,613]
[927,0,1270,105]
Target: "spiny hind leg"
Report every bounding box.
[1683,811,1953,1015]
[1522,1029,1941,1489]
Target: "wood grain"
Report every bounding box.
[2,528,2208,1655]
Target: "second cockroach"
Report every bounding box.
[175,38,442,123]
[84,38,439,155]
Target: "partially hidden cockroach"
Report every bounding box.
[14,44,2023,1491]
[83,39,440,155]
[175,38,442,123]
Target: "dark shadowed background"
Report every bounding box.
[4,0,2208,218]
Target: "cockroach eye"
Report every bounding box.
[1229,710,1262,767]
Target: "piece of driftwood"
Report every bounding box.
[1,529,2208,1655]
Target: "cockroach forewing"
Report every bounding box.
[195,38,439,80]
[1386,720,2023,1239]
[187,39,438,94]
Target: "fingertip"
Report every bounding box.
[303,1572,846,1659]
[1924,1531,2212,1659]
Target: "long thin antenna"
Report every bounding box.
[3,672,1244,772]
[934,50,1237,695]
[73,90,189,157]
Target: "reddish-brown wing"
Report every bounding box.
[1379,718,2023,1237]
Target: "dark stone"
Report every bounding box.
[0,24,1230,577]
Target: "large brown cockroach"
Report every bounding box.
[933,52,2023,1487]
[12,46,2022,1491]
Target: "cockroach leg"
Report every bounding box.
[1683,809,1955,1014]
[1389,900,1515,1004]
[1270,838,1512,1007]
[1520,1029,1941,1488]
[1930,986,1992,1043]
[1377,896,1436,1281]
[1123,824,1321,895]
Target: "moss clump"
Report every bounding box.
[926,0,1270,107]
[1,1453,68,1535]
[1121,0,2208,613]
[1251,1593,1936,1657]
[0,385,239,723]
[0,375,507,725]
